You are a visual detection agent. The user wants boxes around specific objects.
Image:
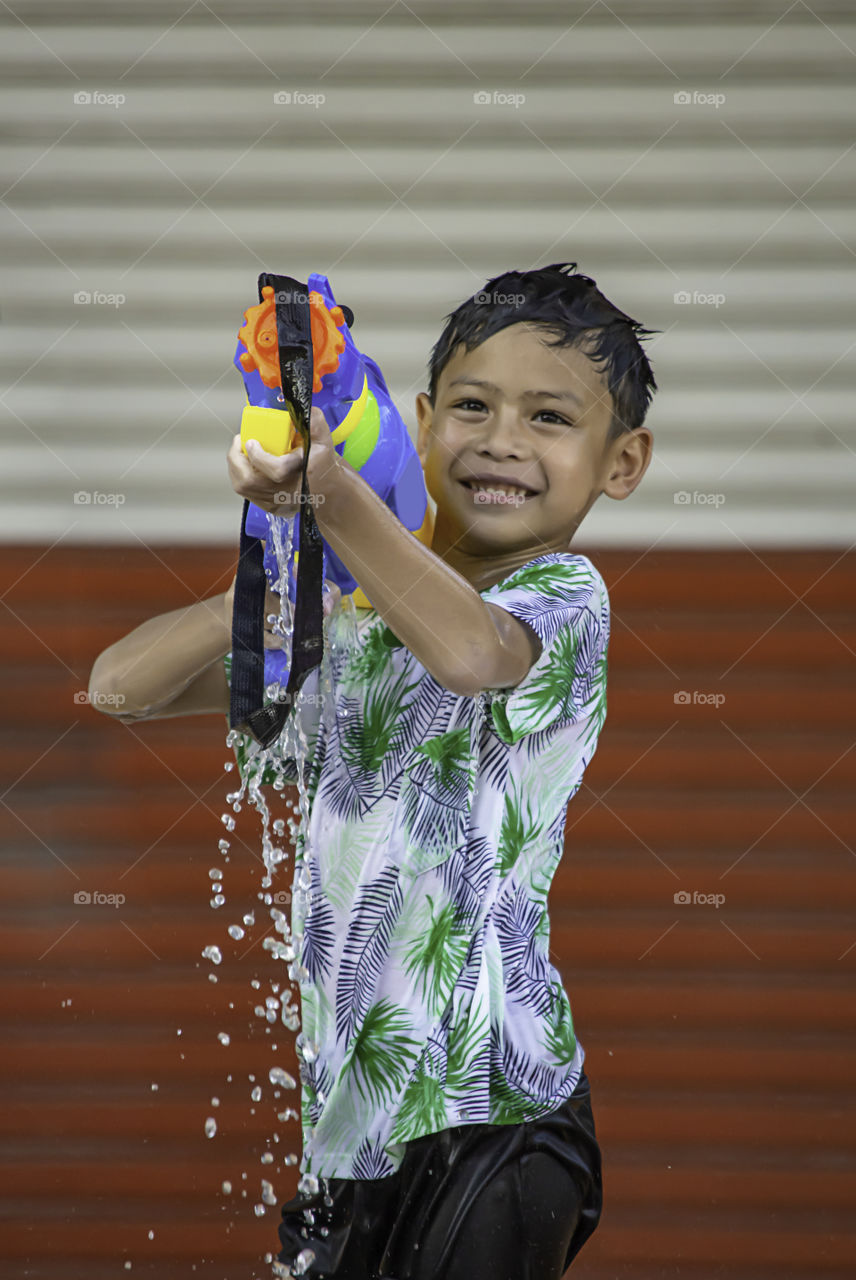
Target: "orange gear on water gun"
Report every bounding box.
[238,285,348,394]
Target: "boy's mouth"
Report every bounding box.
[459,479,537,505]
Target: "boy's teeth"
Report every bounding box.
[468,482,529,496]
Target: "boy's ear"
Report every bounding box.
[415,392,433,463]
[601,426,654,501]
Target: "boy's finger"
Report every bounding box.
[309,405,331,439]
[246,438,304,479]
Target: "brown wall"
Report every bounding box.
[2,545,855,1279]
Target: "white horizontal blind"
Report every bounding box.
[2,2,854,547]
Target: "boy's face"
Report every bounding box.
[415,322,651,575]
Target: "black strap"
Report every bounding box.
[228,275,325,750]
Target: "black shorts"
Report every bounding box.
[277,1069,603,1279]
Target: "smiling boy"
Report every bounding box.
[225,262,657,1279]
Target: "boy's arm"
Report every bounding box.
[316,473,541,695]
[88,592,232,720]
[229,417,539,698]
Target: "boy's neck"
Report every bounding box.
[433,534,575,593]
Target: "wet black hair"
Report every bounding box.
[427,262,659,444]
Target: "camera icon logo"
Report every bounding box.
[674,890,691,904]
[74,91,92,105]
[273,91,291,105]
[74,890,92,904]
[473,91,491,105]
[673,91,691,105]
[674,690,691,704]
[73,291,92,305]
[273,891,291,905]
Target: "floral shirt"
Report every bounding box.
[225,551,610,1180]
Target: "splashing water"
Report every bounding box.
[213,516,353,1209]
[269,1066,297,1090]
[204,1117,217,1138]
[292,1247,316,1275]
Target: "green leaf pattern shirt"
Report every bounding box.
[225,552,610,1180]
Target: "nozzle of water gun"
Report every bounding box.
[240,404,299,457]
[238,285,348,393]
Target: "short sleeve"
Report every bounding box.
[480,553,609,744]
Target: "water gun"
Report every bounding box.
[228,271,433,749]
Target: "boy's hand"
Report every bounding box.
[227,406,341,516]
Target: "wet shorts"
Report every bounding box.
[277,1069,603,1279]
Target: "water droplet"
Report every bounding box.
[227,924,245,940]
[218,839,230,853]
[208,868,221,880]
[220,813,236,831]
[261,1151,274,1164]
[253,1203,266,1217]
[243,912,255,927]
[251,1086,262,1102]
[204,1117,217,1138]
[151,1083,158,1092]
[269,1066,297,1090]
[284,1153,298,1165]
[221,1180,232,1194]
[210,1096,220,1107]
[261,1179,277,1204]
[213,894,225,907]
[217,1032,230,1046]
[297,1173,319,1197]
[293,1247,316,1274]
[201,945,222,965]
[207,972,218,984]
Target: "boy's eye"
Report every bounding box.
[533,409,573,426]
[452,399,572,427]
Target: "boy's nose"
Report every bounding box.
[477,409,526,456]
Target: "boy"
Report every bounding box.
[91,262,656,1279]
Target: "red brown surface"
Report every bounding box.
[1,544,855,1279]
